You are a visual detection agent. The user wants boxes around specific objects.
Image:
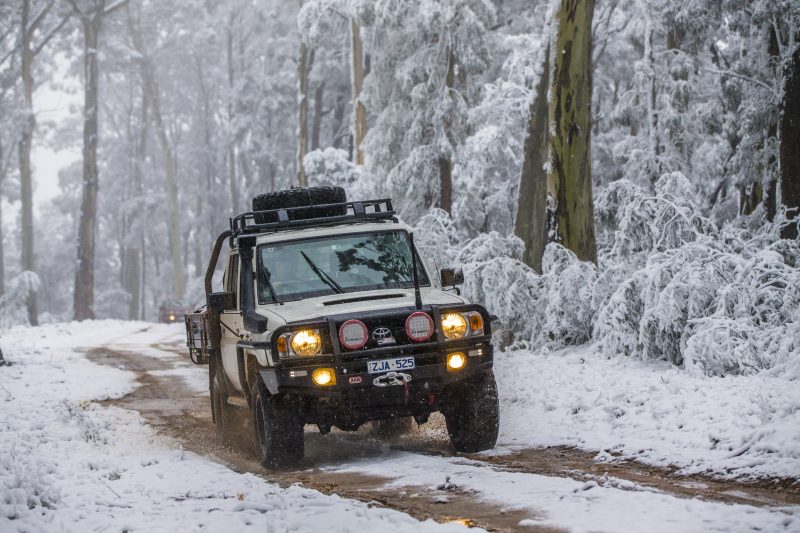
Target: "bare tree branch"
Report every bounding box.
[32,12,72,57]
[28,1,55,36]
[705,67,775,94]
[103,0,129,17]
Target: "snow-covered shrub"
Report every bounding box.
[304,148,369,200]
[0,449,60,520]
[608,173,717,264]
[539,244,598,347]
[0,272,40,329]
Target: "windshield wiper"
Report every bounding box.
[258,257,281,304]
[300,251,344,294]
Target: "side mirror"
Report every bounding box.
[440,267,464,287]
[244,313,268,334]
[208,291,236,312]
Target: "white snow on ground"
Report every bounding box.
[494,346,800,480]
[0,321,472,533]
[331,452,798,533]
[2,321,799,532]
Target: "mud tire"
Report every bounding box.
[210,362,233,439]
[251,379,304,469]
[443,370,499,453]
[252,186,347,223]
[371,416,414,438]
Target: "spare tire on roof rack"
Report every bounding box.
[252,186,347,224]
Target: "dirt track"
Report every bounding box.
[87,342,800,532]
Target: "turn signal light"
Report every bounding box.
[446,352,467,372]
[312,367,336,386]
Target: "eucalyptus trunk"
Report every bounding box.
[546,0,597,264]
[515,46,550,272]
[18,0,38,324]
[351,19,367,165]
[73,10,103,320]
[780,44,800,240]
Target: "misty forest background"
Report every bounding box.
[1,0,799,378]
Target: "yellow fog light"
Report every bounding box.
[312,367,336,386]
[291,329,321,356]
[446,352,467,372]
[441,313,468,339]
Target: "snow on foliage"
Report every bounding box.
[0,272,40,329]
[416,175,800,378]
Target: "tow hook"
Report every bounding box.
[372,371,411,387]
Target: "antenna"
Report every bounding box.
[409,232,422,310]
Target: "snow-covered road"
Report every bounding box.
[1,321,798,532]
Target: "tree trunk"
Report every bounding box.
[765,25,780,222]
[351,19,367,165]
[226,21,239,213]
[0,137,5,297]
[131,17,186,299]
[18,0,38,325]
[547,0,597,264]
[780,44,800,240]
[73,13,103,320]
[297,38,313,185]
[438,49,456,215]
[124,89,148,321]
[515,46,550,272]
[311,80,325,151]
[331,85,347,149]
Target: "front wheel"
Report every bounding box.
[443,370,499,453]
[210,364,233,439]
[251,379,304,469]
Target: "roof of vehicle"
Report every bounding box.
[229,198,411,248]
[249,220,412,246]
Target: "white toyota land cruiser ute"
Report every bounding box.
[186,187,499,468]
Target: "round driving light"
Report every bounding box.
[446,352,467,372]
[441,313,468,339]
[339,319,368,350]
[291,330,322,356]
[312,367,336,386]
[405,311,434,342]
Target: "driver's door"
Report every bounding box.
[219,252,244,392]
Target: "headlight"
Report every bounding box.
[290,329,322,356]
[441,313,468,339]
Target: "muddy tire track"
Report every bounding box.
[87,345,799,532]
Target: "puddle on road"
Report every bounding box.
[87,345,799,532]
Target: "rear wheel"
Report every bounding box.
[443,370,499,453]
[210,363,232,438]
[371,416,414,438]
[251,379,304,469]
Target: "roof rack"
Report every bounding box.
[230,199,397,238]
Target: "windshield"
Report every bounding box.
[257,230,430,303]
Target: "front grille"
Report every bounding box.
[335,311,437,357]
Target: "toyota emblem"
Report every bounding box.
[372,327,396,345]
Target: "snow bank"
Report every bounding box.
[494,344,800,480]
[0,321,472,533]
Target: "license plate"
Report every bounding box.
[367,356,415,374]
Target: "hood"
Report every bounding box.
[258,287,466,326]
